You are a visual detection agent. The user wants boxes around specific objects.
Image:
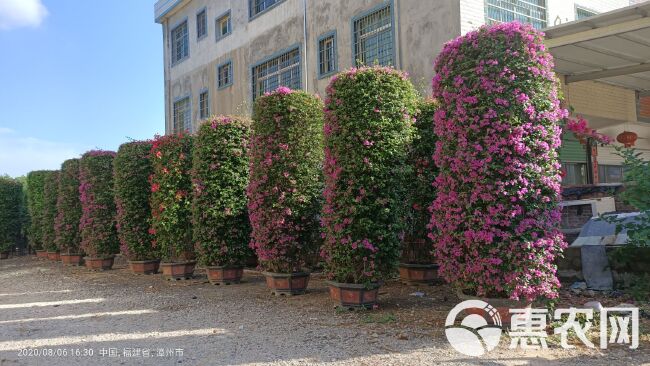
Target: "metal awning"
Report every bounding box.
[544,2,650,91]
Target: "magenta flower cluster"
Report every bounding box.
[430,22,566,301]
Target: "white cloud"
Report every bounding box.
[0,132,82,177]
[0,0,48,30]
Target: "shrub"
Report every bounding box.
[150,134,193,262]
[248,87,324,273]
[320,66,418,285]
[42,171,60,252]
[79,150,119,258]
[0,177,24,250]
[430,22,566,301]
[55,159,82,254]
[193,116,252,267]
[114,141,156,261]
[402,99,439,264]
[26,171,49,250]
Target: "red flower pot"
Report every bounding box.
[263,272,310,296]
[61,253,84,266]
[47,252,61,261]
[129,260,160,275]
[456,289,531,327]
[0,251,8,260]
[327,281,380,309]
[35,250,48,259]
[160,261,196,280]
[399,263,441,284]
[85,256,115,271]
[206,266,243,285]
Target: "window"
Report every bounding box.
[252,48,301,100]
[485,0,547,30]
[318,32,337,77]
[249,0,282,18]
[598,165,623,184]
[575,6,597,20]
[218,61,232,89]
[197,9,207,40]
[171,20,189,65]
[353,5,394,67]
[199,90,209,120]
[173,97,191,133]
[561,162,587,186]
[216,11,231,41]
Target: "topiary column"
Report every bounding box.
[79,151,119,268]
[55,159,83,262]
[26,170,49,254]
[248,87,323,295]
[0,177,24,256]
[320,66,417,307]
[193,116,252,284]
[114,141,158,273]
[42,170,60,257]
[430,22,566,301]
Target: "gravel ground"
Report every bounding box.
[0,256,648,366]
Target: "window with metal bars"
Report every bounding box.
[171,20,189,65]
[318,32,337,77]
[197,9,207,40]
[249,0,282,18]
[575,6,597,20]
[218,62,232,89]
[199,91,209,119]
[251,48,301,100]
[485,0,547,29]
[216,11,231,41]
[353,5,394,67]
[173,97,191,133]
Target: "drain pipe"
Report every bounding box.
[303,0,309,92]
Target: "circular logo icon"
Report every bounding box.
[445,300,503,357]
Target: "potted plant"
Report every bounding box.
[150,134,195,280]
[193,116,252,285]
[26,171,49,258]
[0,177,23,260]
[42,171,61,261]
[55,159,84,266]
[321,66,418,308]
[430,22,566,321]
[0,243,10,259]
[114,141,159,274]
[79,150,119,271]
[248,87,324,295]
[400,99,441,284]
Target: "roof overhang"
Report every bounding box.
[544,2,650,91]
[154,0,185,23]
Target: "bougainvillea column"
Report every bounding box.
[150,134,195,280]
[55,159,83,266]
[26,170,49,258]
[114,141,158,274]
[193,116,252,285]
[79,150,119,270]
[321,66,418,308]
[42,170,60,261]
[430,22,566,302]
[399,99,440,284]
[248,87,324,295]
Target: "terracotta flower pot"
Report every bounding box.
[129,260,160,275]
[61,253,84,266]
[456,288,531,327]
[85,256,115,271]
[160,261,196,280]
[0,251,9,260]
[35,250,48,259]
[206,266,243,285]
[327,281,380,309]
[263,271,310,296]
[399,263,441,284]
[47,252,61,261]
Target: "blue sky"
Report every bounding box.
[0,0,164,177]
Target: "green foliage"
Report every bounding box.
[55,159,82,254]
[42,171,60,252]
[114,141,156,261]
[150,134,193,262]
[193,116,252,267]
[0,177,24,250]
[26,170,50,250]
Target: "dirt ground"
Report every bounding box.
[0,256,648,366]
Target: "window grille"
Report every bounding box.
[171,21,189,64]
[485,0,547,29]
[318,34,336,76]
[250,0,281,18]
[218,62,232,88]
[199,91,209,119]
[252,48,301,100]
[353,6,393,67]
[173,97,191,133]
[216,12,231,40]
[197,9,207,39]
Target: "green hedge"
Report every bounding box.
[192,116,252,267]
[79,151,119,258]
[114,141,156,261]
[26,170,50,251]
[0,177,24,251]
[55,159,82,254]
[247,87,324,273]
[150,134,193,262]
[42,171,60,252]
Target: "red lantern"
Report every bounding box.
[616,131,638,148]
